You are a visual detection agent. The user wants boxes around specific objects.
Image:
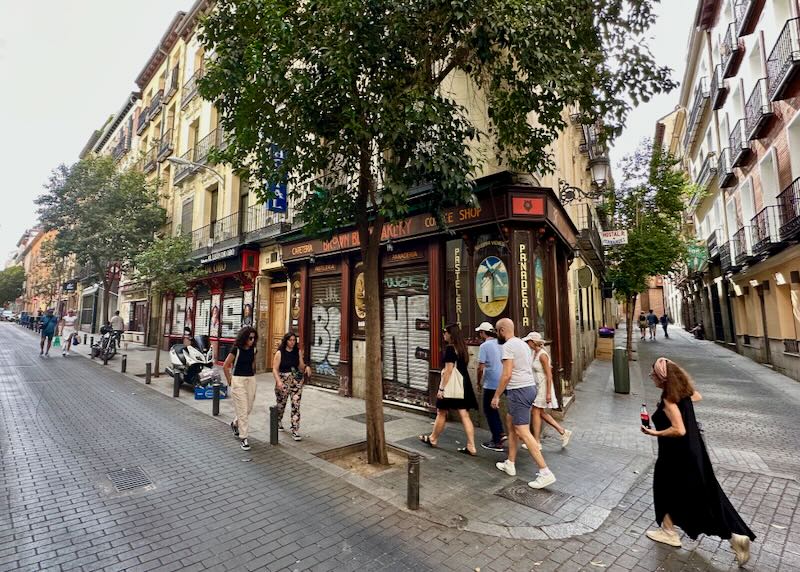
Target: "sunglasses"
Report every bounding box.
[248,335,256,340]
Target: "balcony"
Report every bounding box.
[244,204,292,242]
[173,150,196,184]
[767,18,800,102]
[209,213,242,251]
[135,108,149,135]
[750,205,784,255]
[706,228,722,260]
[717,148,736,188]
[165,66,180,100]
[696,151,717,190]
[729,119,752,167]
[733,225,755,264]
[194,128,226,164]
[745,78,774,140]
[711,64,729,109]
[682,77,710,150]
[719,240,734,272]
[190,224,212,257]
[734,0,765,37]
[111,137,128,161]
[721,22,744,78]
[157,128,174,162]
[573,203,604,275]
[181,69,203,109]
[148,89,163,120]
[777,176,800,240]
[143,145,158,174]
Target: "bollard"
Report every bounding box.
[145,362,152,385]
[103,353,108,365]
[407,453,420,510]
[612,347,630,394]
[83,333,87,345]
[90,336,94,347]
[269,405,279,445]
[172,374,180,397]
[212,383,222,416]
[121,354,127,373]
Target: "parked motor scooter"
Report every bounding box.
[165,335,220,387]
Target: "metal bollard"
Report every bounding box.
[103,351,108,365]
[269,405,279,445]
[407,453,420,510]
[90,336,94,347]
[172,374,181,397]
[83,333,87,345]
[212,383,222,416]
[145,362,152,384]
[121,354,127,373]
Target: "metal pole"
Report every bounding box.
[172,373,180,397]
[145,362,152,384]
[407,453,420,510]
[83,333,87,344]
[269,405,279,445]
[121,354,127,373]
[103,352,108,365]
[212,383,221,416]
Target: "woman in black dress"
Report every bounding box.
[641,357,755,566]
[419,323,479,455]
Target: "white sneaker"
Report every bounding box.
[730,533,750,566]
[645,528,682,548]
[495,460,516,476]
[561,429,572,448]
[528,471,556,489]
[521,440,540,451]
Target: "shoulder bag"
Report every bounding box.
[440,365,465,400]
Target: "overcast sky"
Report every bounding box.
[0,1,693,267]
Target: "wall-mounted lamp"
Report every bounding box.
[774,272,787,286]
[309,254,316,265]
[386,239,395,253]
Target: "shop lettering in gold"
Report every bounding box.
[519,243,530,327]
[292,243,314,256]
[454,247,462,324]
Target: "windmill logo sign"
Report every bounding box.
[475,256,509,317]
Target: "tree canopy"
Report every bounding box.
[0,266,25,307]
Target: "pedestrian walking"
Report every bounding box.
[475,322,506,452]
[272,332,312,442]
[59,309,78,356]
[419,323,479,455]
[224,326,258,451]
[638,311,647,340]
[522,332,571,448]
[647,309,658,340]
[491,318,556,489]
[641,357,755,565]
[660,313,669,338]
[110,310,125,344]
[38,309,59,357]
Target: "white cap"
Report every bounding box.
[475,321,495,333]
[521,331,548,343]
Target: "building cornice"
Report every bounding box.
[177,0,214,40]
[134,11,187,90]
[678,1,707,108]
[93,92,141,154]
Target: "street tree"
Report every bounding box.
[200,0,676,463]
[605,141,690,357]
[36,156,166,326]
[133,235,203,377]
[0,266,25,307]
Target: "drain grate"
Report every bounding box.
[107,467,153,492]
[495,480,572,515]
[345,413,399,424]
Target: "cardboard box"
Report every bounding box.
[596,337,614,360]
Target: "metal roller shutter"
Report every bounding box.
[220,290,243,339]
[309,277,341,389]
[195,298,211,336]
[171,297,186,335]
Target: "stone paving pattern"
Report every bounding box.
[1,323,798,571]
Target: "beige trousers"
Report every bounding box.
[231,375,256,439]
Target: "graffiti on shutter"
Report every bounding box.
[309,277,341,389]
[221,290,242,338]
[382,267,430,391]
[172,297,186,335]
[195,298,211,336]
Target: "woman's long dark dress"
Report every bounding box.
[652,397,756,541]
[435,345,478,410]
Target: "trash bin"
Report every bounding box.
[612,347,630,394]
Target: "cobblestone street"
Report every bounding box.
[1,323,798,571]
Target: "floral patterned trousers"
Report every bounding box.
[275,372,304,432]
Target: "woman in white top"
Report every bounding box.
[522,332,572,448]
[59,309,79,356]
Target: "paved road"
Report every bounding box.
[1,323,797,571]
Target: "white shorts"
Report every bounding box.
[533,376,558,409]
[62,328,76,340]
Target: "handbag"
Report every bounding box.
[440,366,465,400]
[72,333,80,346]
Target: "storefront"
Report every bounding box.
[119,280,149,343]
[280,175,578,410]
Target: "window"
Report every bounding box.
[759,149,779,207]
[787,111,800,180]
[726,198,739,237]
[740,179,756,222]
[181,197,193,235]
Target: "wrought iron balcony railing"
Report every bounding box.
[181,69,204,109]
[210,213,240,245]
[767,18,800,102]
[707,228,722,260]
[729,119,751,167]
[711,64,729,109]
[696,151,717,190]
[148,89,163,120]
[143,144,158,174]
[573,203,604,271]
[719,240,734,271]
[682,77,710,150]
[136,107,149,135]
[165,66,180,100]
[750,205,783,254]
[744,78,774,140]
[173,150,196,183]
[777,176,800,240]
[157,128,174,162]
[190,224,211,254]
[722,22,744,78]
[733,225,754,262]
[244,204,292,239]
[735,0,764,37]
[717,148,736,188]
[194,128,225,164]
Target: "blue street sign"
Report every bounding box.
[267,146,288,213]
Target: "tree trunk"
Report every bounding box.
[154,301,163,378]
[626,293,637,361]
[362,222,388,465]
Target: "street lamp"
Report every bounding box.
[588,156,611,189]
[167,156,225,183]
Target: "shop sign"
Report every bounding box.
[353,264,366,337]
[511,196,545,216]
[475,255,509,318]
[385,249,424,264]
[518,242,531,328]
[201,247,238,265]
[312,263,338,274]
[62,280,77,293]
[600,230,628,246]
[267,147,288,212]
[454,245,464,326]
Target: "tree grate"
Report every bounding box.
[345,413,400,424]
[107,467,153,492]
[495,480,572,515]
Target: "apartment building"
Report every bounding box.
[670,0,800,380]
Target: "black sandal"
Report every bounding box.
[457,447,477,457]
[418,435,437,448]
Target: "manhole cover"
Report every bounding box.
[345,413,399,424]
[495,480,572,515]
[107,467,153,492]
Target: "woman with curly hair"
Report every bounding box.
[223,326,258,451]
[641,357,755,566]
[272,332,311,441]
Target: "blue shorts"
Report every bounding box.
[506,385,537,426]
[41,331,55,340]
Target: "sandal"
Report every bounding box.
[457,447,477,457]
[418,435,438,448]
